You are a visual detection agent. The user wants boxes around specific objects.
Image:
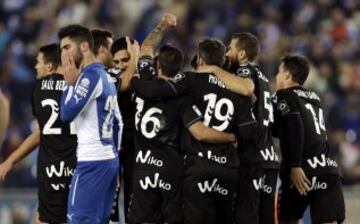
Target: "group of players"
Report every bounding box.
[0,13,346,224]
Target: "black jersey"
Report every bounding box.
[274,86,339,177]
[133,57,202,175]
[235,63,279,169]
[31,73,77,184]
[107,68,135,148]
[131,66,257,169]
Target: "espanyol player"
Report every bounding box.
[58,24,123,223]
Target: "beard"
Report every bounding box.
[73,47,83,68]
[223,56,239,73]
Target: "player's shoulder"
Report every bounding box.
[236,62,257,78]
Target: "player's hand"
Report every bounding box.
[161,13,177,27]
[61,50,80,85]
[126,37,140,70]
[291,167,311,195]
[0,160,14,182]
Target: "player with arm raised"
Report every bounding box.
[58,24,122,223]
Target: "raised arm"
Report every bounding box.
[141,13,177,58]
[0,122,40,181]
[198,65,254,97]
[0,90,9,144]
[60,69,102,123]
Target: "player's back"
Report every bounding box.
[235,63,278,168]
[275,86,339,176]
[182,72,256,168]
[133,94,191,175]
[32,73,77,182]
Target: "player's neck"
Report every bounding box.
[285,82,301,89]
[81,53,98,69]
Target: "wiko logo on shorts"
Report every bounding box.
[309,176,327,191]
[46,161,73,178]
[136,150,163,167]
[198,151,227,164]
[307,154,338,169]
[139,173,171,191]
[260,146,279,162]
[197,178,228,196]
[252,175,272,194]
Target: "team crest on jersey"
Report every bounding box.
[80,78,90,88]
[277,100,290,115]
[173,73,185,82]
[236,67,251,78]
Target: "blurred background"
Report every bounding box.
[0,0,359,223]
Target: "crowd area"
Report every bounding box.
[0,0,360,188]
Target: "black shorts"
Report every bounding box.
[236,165,278,224]
[38,181,70,223]
[278,174,345,224]
[183,155,238,224]
[128,170,182,223]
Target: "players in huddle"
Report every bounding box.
[0,13,345,224]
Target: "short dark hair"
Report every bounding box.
[39,44,61,69]
[58,24,95,52]
[158,45,184,77]
[91,29,113,56]
[110,37,134,55]
[198,38,226,67]
[281,54,310,85]
[232,32,259,61]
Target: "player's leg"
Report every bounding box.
[102,159,120,222]
[235,165,261,224]
[38,181,69,223]
[215,166,238,224]
[67,159,118,223]
[277,175,308,224]
[127,170,162,224]
[310,174,345,224]
[183,155,216,224]
[161,174,183,224]
[122,142,135,221]
[259,169,278,224]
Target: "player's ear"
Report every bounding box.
[45,63,53,73]
[80,41,89,52]
[237,49,246,61]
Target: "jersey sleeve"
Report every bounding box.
[60,70,102,123]
[236,66,254,81]
[275,90,304,167]
[180,97,203,128]
[137,56,157,80]
[236,98,257,140]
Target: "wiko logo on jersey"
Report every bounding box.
[309,176,327,191]
[307,154,338,169]
[136,150,163,167]
[45,161,73,178]
[260,146,279,162]
[197,178,228,196]
[198,151,227,164]
[252,175,272,194]
[139,173,171,191]
[50,183,67,191]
